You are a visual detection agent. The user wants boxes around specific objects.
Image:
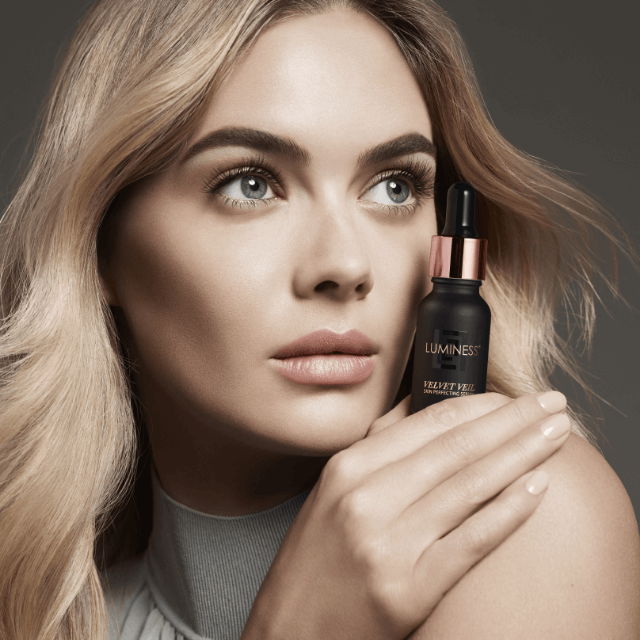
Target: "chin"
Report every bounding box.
[219,391,388,457]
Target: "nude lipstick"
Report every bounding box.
[272,329,376,385]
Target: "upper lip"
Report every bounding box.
[273,329,377,359]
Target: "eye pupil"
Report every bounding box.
[241,175,267,198]
[386,179,410,203]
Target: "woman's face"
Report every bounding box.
[101,8,437,458]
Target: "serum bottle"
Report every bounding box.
[410,182,491,413]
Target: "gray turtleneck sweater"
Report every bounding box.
[100,463,311,640]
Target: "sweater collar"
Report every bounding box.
[145,461,311,639]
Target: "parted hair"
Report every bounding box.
[0,0,636,638]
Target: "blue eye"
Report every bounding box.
[219,174,275,200]
[364,177,414,206]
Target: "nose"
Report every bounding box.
[292,203,374,302]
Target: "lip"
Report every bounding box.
[273,329,376,359]
[271,329,377,386]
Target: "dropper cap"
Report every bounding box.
[428,182,488,280]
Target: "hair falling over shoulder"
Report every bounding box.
[0,0,637,638]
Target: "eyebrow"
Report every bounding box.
[181,126,436,167]
[182,127,311,166]
[357,132,436,167]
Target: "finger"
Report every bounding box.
[369,392,510,446]
[352,390,566,514]
[366,395,411,436]
[339,392,511,479]
[409,468,550,621]
[401,412,570,547]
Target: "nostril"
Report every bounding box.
[315,280,338,293]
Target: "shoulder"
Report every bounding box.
[416,432,640,639]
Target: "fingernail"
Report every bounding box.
[526,470,549,495]
[540,413,571,439]
[536,391,566,414]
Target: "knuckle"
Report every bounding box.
[426,393,510,428]
[455,465,489,505]
[485,392,512,410]
[353,532,387,571]
[439,426,480,463]
[463,517,495,557]
[323,449,360,488]
[425,397,463,426]
[505,397,533,428]
[337,505,392,583]
[368,577,409,628]
[463,492,531,557]
[499,491,529,521]
[507,433,532,464]
[335,486,375,532]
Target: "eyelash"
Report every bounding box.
[201,155,435,214]
[201,155,284,210]
[365,159,435,216]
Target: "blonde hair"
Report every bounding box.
[0,0,637,638]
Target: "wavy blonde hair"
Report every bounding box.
[0,0,637,638]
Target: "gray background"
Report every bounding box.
[2,1,638,519]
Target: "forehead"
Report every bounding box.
[194,8,432,149]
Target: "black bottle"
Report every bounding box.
[410,182,491,414]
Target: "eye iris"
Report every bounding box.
[240,175,267,199]
[386,179,410,204]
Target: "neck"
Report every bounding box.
[152,430,325,517]
[134,368,327,517]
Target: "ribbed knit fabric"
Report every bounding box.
[100,462,311,640]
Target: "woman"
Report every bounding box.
[0,0,638,639]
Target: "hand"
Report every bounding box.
[241,390,571,640]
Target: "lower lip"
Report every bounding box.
[271,354,375,385]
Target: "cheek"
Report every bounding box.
[365,218,434,396]
[110,205,289,404]
[374,217,433,328]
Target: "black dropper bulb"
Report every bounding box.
[442,182,478,239]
